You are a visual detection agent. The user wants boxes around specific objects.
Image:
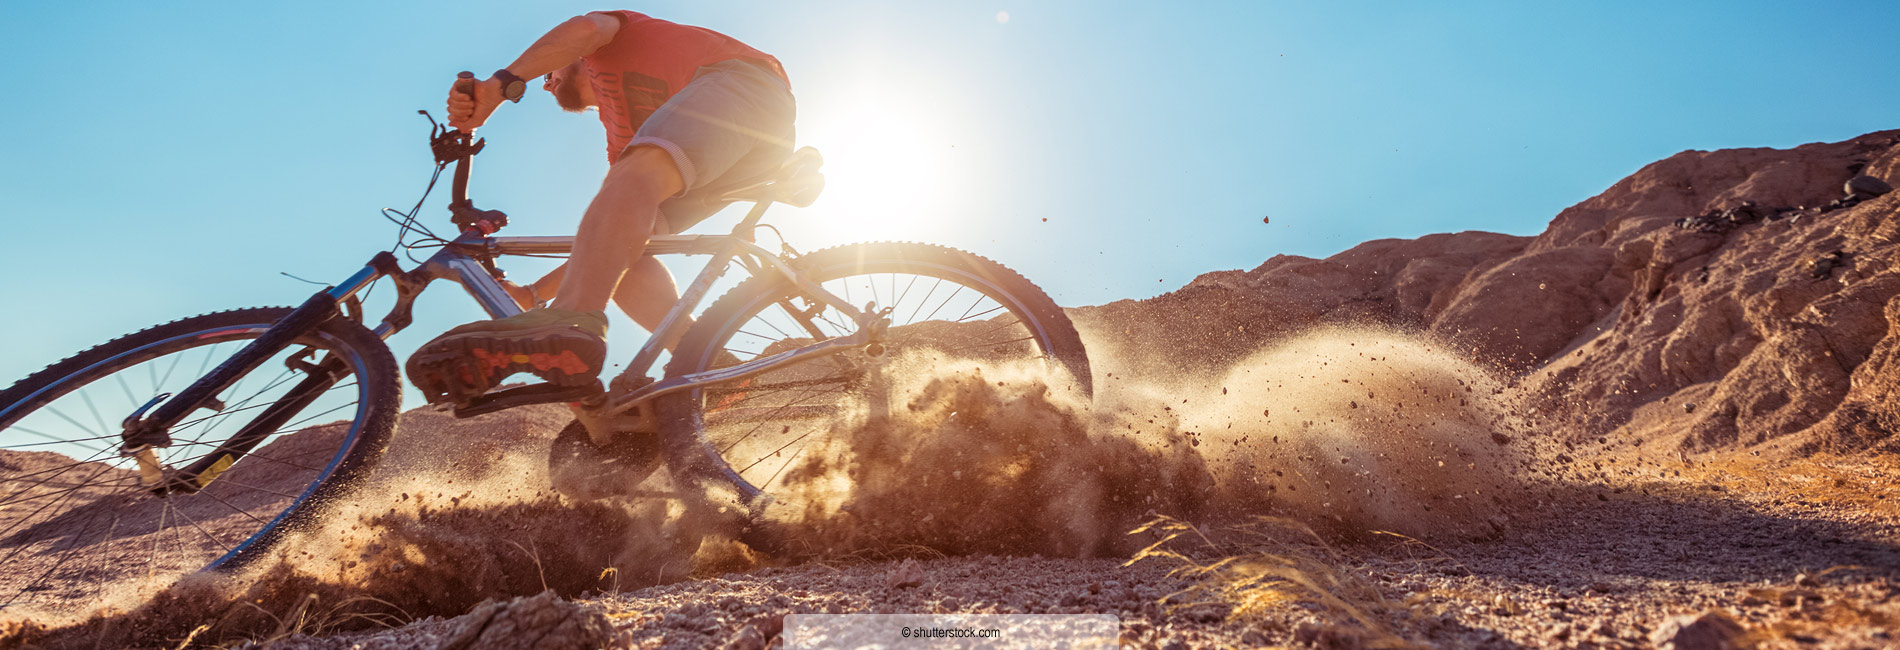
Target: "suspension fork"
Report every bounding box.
[120,252,396,490]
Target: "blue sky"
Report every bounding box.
[3,1,1897,388]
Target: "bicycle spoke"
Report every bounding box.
[172,377,357,439]
[144,502,170,586]
[737,423,822,474]
[153,438,328,473]
[904,278,945,324]
[191,366,293,436]
[735,327,787,344]
[759,443,809,492]
[920,285,968,323]
[946,334,1041,355]
[0,444,123,510]
[195,341,220,382]
[155,350,187,392]
[167,500,234,555]
[722,378,847,461]
[276,399,354,434]
[2,491,126,607]
[893,273,920,312]
[708,383,845,414]
[193,488,271,527]
[954,304,1007,324]
[77,391,114,447]
[170,368,313,433]
[72,500,129,607]
[2,425,116,452]
[42,405,108,450]
[0,458,124,567]
[205,477,302,500]
[0,476,137,511]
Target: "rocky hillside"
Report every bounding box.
[1074,130,1900,457]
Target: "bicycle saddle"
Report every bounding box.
[720,146,825,207]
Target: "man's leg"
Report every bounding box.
[552,145,684,312]
[614,254,692,337]
[405,145,683,404]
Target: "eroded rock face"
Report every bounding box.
[1076,129,1900,455]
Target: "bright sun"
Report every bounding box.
[790,99,958,245]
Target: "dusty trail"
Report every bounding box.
[5,131,1900,649]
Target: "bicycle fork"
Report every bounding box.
[120,252,397,495]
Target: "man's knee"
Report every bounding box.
[604,145,685,201]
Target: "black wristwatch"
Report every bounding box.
[493,68,527,103]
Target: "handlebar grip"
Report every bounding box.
[454,70,477,100]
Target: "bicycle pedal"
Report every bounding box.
[453,381,605,419]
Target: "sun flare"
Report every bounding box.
[791,99,959,244]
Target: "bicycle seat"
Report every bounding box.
[720,147,825,207]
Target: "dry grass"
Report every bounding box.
[1125,514,1428,648]
[226,593,412,649]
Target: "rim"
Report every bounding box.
[0,322,372,610]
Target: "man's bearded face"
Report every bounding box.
[546,62,589,113]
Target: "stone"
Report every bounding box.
[1846,174,1893,199]
[724,625,767,650]
[435,591,615,650]
[885,558,924,589]
[1648,610,1747,650]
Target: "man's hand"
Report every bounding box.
[447,76,507,130]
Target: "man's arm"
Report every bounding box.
[447,13,622,129]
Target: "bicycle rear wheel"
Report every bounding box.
[0,308,398,613]
[656,242,1091,510]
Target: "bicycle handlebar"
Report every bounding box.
[427,71,508,235]
[450,71,477,207]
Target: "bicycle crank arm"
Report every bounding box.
[602,323,877,418]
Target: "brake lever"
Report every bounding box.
[429,126,485,165]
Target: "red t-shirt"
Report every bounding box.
[581,10,789,163]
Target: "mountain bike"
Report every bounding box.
[0,97,1092,611]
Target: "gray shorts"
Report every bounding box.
[625,58,796,233]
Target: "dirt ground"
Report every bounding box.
[231,453,1899,650]
[8,359,1895,650]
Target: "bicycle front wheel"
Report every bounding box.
[656,242,1091,506]
[0,308,399,613]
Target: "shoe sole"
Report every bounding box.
[408,327,606,405]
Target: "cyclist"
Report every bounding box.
[408,10,794,403]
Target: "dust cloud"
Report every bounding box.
[774,327,1526,560]
[21,327,1535,647]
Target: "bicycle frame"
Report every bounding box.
[119,124,864,467]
